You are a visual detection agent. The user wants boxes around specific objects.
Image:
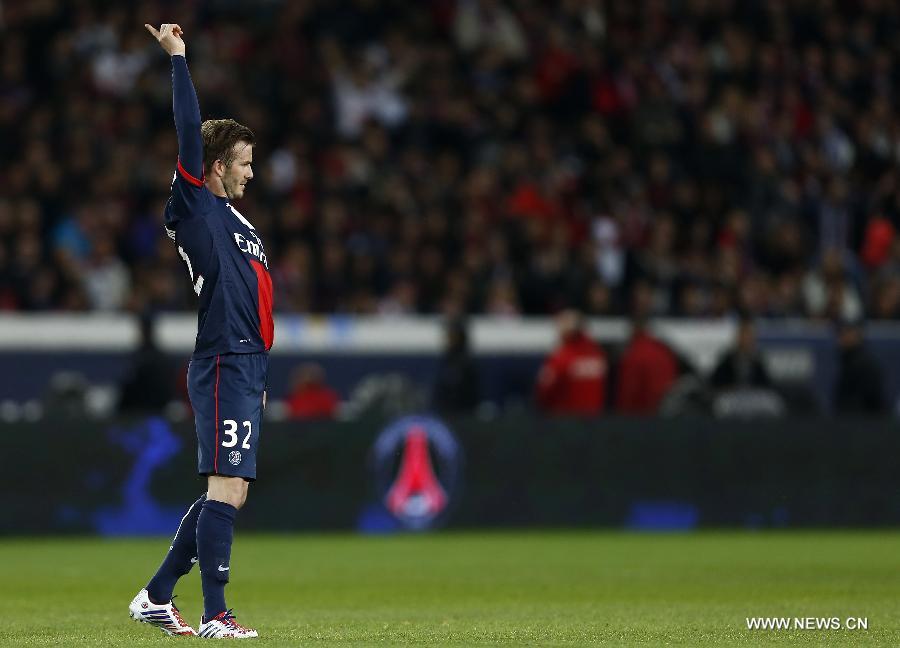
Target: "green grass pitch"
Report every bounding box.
[1,531,898,646]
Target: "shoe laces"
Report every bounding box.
[169,596,189,628]
[218,609,251,632]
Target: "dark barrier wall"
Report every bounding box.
[8,416,900,535]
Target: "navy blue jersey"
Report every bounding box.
[163,56,273,358]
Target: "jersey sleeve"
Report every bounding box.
[167,55,209,223]
[165,199,216,295]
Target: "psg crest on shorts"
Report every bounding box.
[371,415,463,530]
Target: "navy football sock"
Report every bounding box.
[196,498,237,621]
[146,493,207,604]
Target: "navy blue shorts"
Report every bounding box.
[187,352,268,481]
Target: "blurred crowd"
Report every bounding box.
[5,0,900,320]
[108,311,887,420]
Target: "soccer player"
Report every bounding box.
[128,23,274,639]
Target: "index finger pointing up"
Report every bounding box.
[144,23,160,38]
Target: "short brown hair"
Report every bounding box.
[200,119,256,176]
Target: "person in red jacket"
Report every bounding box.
[615,315,679,414]
[286,363,340,419]
[535,310,608,415]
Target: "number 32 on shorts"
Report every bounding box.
[221,419,252,449]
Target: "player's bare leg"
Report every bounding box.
[208,475,249,509]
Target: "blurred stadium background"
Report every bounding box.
[4,0,900,643]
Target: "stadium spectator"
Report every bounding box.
[432,318,480,414]
[118,314,175,414]
[285,363,340,420]
[802,249,864,322]
[81,234,130,311]
[834,320,887,415]
[535,310,607,415]
[614,315,679,415]
[709,317,773,390]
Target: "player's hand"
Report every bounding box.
[145,23,186,57]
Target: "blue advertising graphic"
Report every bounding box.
[91,417,187,536]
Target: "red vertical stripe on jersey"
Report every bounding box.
[177,158,204,187]
[214,354,220,473]
[250,260,274,350]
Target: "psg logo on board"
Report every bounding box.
[371,415,463,530]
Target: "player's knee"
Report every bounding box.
[207,475,245,509]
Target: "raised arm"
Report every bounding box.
[145,23,204,185]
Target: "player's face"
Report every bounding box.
[223,141,254,200]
